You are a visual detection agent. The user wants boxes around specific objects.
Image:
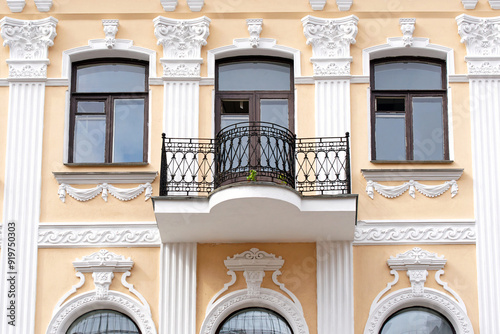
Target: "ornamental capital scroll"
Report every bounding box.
[302,15,358,76]
[0,16,57,79]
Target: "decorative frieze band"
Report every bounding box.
[57,183,153,202]
[153,16,211,78]
[302,15,358,77]
[366,180,458,199]
[0,16,58,79]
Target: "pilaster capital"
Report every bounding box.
[457,14,500,75]
[0,16,57,79]
[153,16,210,77]
[302,15,358,77]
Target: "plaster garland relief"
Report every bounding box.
[365,180,458,199]
[0,16,58,78]
[57,183,153,202]
[153,16,210,77]
[302,15,358,76]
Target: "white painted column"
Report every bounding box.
[160,243,197,334]
[315,79,351,137]
[457,14,500,334]
[163,80,200,138]
[317,241,354,334]
[0,17,57,334]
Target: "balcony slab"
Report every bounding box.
[152,182,358,243]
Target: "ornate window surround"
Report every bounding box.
[60,22,157,166]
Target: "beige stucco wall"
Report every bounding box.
[353,244,479,334]
[35,247,160,334]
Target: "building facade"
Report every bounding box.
[0,0,499,333]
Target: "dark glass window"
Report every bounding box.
[371,57,448,161]
[380,307,455,334]
[69,59,148,164]
[216,308,293,334]
[215,57,294,133]
[66,310,141,334]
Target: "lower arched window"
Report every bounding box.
[216,307,293,334]
[66,309,141,334]
[380,307,455,334]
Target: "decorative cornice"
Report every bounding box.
[246,19,263,48]
[73,249,134,273]
[462,0,478,9]
[354,221,476,245]
[400,18,416,47]
[224,248,284,272]
[102,20,119,49]
[160,0,178,11]
[309,0,326,10]
[361,169,464,181]
[6,0,25,12]
[387,247,447,271]
[336,0,353,11]
[53,171,158,184]
[34,0,53,12]
[302,15,358,76]
[38,223,161,247]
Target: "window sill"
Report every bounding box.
[64,162,149,167]
[361,168,464,181]
[53,171,158,184]
[370,160,454,164]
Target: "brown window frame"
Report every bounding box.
[68,58,149,164]
[214,56,295,134]
[370,57,449,162]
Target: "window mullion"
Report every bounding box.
[106,95,113,163]
[406,93,413,161]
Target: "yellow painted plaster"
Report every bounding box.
[353,244,479,334]
[35,247,160,334]
[197,243,317,334]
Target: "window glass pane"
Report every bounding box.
[376,98,405,112]
[260,99,289,128]
[218,308,293,334]
[413,97,444,161]
[221,100,250,115]
[113,99,145,163]
[375,113,406,160]
[381,307,454,334]
[218,62,290,91]
[73,115,106,163]
[66,310,140,334]
[77,101,105,113]
[374,62,442,90]
[76,63,146,92]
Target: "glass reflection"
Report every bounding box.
[218,308,293,334]
[375,113,406,160]
[412,97,444,161]
[74,115,106,163]
[66,310,140,334]
[113,99,145,163]
[76,63,146,92]
[219,62,290,91]
[374,62,442,90]
[381,308,455,334]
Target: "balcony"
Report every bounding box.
[152,122,358,243]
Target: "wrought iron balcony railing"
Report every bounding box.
[160,122,350,196]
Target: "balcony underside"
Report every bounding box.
[152,182,358,243]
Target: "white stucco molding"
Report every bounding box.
[202,248,308,334]
[302,15,359,77]
[0,16,58,79]
[247,19,263,48]
[160,0,178,11]
[102,19,119,49]
[490,0,500,9]
[53,171,158,184]
[309,0,326,10]
[462,0,478,9]
[457,14,500,76]
[6,0,25,12]
[364,248,473,334]
[73,249,134,273]
[400,18,416,47]
[34,0,53,12]
[153,16,210,78]
[186,0,204,11]
[354,220,476,245]
[38,223,161,248]
[337,0,353,11]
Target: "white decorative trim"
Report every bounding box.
[354,221,476,245]
[102,19,119,49]
[38,223,161,247]
[302,15,358,77]
[224,248,284,272]
[53,171,157,184]
[202,289,309,334]
[57,183,153,203]
[6,0,25,12]
[34,0,52,12]
[246,19,263,48]
[73,249,134,273]
[160,0,178,11]
[47,291,156,334]
[153,16,210,77]
[364,248,473,334]
[365,180,458,199]
[490,0,500,9]
[309,0,326,11]
[399,18,416,47]
[361,168,464,181]
[336,0,352,11]
[457,14,500,75]
[462,0,478,9]
[187,0,204,11]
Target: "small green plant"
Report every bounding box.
[247,169,257,181]
[278,174,287,185]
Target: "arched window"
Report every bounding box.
[216,308,293,334]
[66,309,141,334]
[380,307,455,334]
